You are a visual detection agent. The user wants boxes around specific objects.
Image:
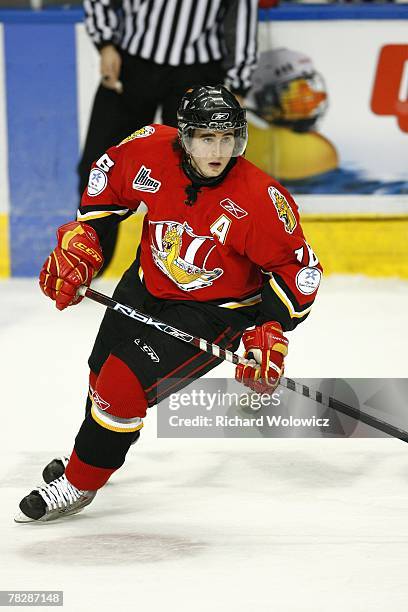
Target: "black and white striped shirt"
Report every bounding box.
[84,0,258,94]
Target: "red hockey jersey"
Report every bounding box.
[78,124,322,328]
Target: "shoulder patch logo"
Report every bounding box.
[296,267,322,295]
[132,165,161,193]
[119,125,155,145]
[219,198,248,219]
[87,168,107,197]
[268,186,297,234]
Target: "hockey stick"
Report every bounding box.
[78,285,408,443]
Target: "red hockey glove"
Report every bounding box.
[235,322,288,393]
[39,221,103,310]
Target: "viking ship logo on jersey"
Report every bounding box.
[268,187,297,234]
[219,198,248,219]
[132,165,161,193]
[150,220,223,291]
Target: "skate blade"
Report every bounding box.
[14,506,85,524]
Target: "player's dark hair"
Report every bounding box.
[171,136,182,153]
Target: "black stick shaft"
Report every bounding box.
[79,286,408,443]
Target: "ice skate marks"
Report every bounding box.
[150,221,223,291]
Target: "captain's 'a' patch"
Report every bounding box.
[268,186,297,234]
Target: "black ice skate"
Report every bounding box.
[42,456,70,484]
[14,474,96,523]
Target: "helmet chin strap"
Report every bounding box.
[181,154,237,206]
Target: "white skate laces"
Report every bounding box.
[15,474,97,522]
[36,475,83,512]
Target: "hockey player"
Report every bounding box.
[15,85,322,522]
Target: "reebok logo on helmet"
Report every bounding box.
[211,112,230,120]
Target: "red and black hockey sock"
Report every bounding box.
[66,355,147,490]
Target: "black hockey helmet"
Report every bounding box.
[177,85,248,157]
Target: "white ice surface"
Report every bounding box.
[1,276,408,611]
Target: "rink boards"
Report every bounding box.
[0,7,407,278]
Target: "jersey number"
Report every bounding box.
[295,243,319,267]
[96,154,115,172]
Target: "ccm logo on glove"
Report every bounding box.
[39,221,104,311]
[73,241,103,264]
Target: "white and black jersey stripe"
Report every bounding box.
[84,0,258,94]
